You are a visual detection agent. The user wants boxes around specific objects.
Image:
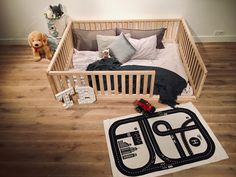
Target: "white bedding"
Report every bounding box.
[72,42,193,96]
[123,42,188,81]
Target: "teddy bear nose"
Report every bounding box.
[35,44,39,47]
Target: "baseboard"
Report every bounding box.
[193,35,236,42]
[0,38,28,45]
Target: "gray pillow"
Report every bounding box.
[108,33,136,64]
[72,29,116,51]
[116,28,167,49]
[96,33,131,58]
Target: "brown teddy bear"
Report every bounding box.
[28,31,53,61]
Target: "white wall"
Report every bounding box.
[0,0,235,44]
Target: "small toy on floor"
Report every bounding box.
[55,85,97,108]
[28,31,53,61]
[75,86,96,104]
[134,98,156,117]
[55,87,75,109]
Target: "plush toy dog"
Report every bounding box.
[102,49,111,58]
[28,31,53,61]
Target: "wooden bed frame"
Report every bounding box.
[47,18,207,102]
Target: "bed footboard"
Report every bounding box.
[47,70,156,98]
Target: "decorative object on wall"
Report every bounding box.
[55,87,75,109]
[28,31,53,61]
[47,20,59,38]
[44,4,64,20]
[47,35,59,53]
[75,86,96,104]
[44,4,66,38]
[49,4,64,19]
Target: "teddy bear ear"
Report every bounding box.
[28,39,32,47]
[42,33,48,45]
[28,33,33,47]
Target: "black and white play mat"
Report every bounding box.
[104,102,228,177]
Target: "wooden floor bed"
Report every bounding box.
[47,18,207,101]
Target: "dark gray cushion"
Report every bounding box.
[72,29,116,51]
[116,28,167,49]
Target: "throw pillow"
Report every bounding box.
[108,33,136,64]
[128,35,157,60]
[72,29,116,51]
[96,33,131,58]
[116,28,167,49]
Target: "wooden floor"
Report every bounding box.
[0,43,235,177]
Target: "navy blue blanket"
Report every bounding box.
[87,58,187,107]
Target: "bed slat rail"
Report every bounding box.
[47,19,74,94]
[73,19,181,42]
[47,70,156,98]
[47,19,74,72]
[177,19,207,97]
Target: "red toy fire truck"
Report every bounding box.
[134,99,156,117]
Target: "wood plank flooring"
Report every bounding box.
[0,43,235,177]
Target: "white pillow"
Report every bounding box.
[128,35,157,60]
[108,33,136,64]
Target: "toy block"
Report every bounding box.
[75,86,96,104]
[55,87,75,109]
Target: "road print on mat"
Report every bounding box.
[104,103,228,177]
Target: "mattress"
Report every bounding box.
[72,42,193,96]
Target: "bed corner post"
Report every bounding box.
[46,72,58,99]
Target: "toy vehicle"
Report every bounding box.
[134,99,156,117]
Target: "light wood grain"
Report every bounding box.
[0,43,235,177]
